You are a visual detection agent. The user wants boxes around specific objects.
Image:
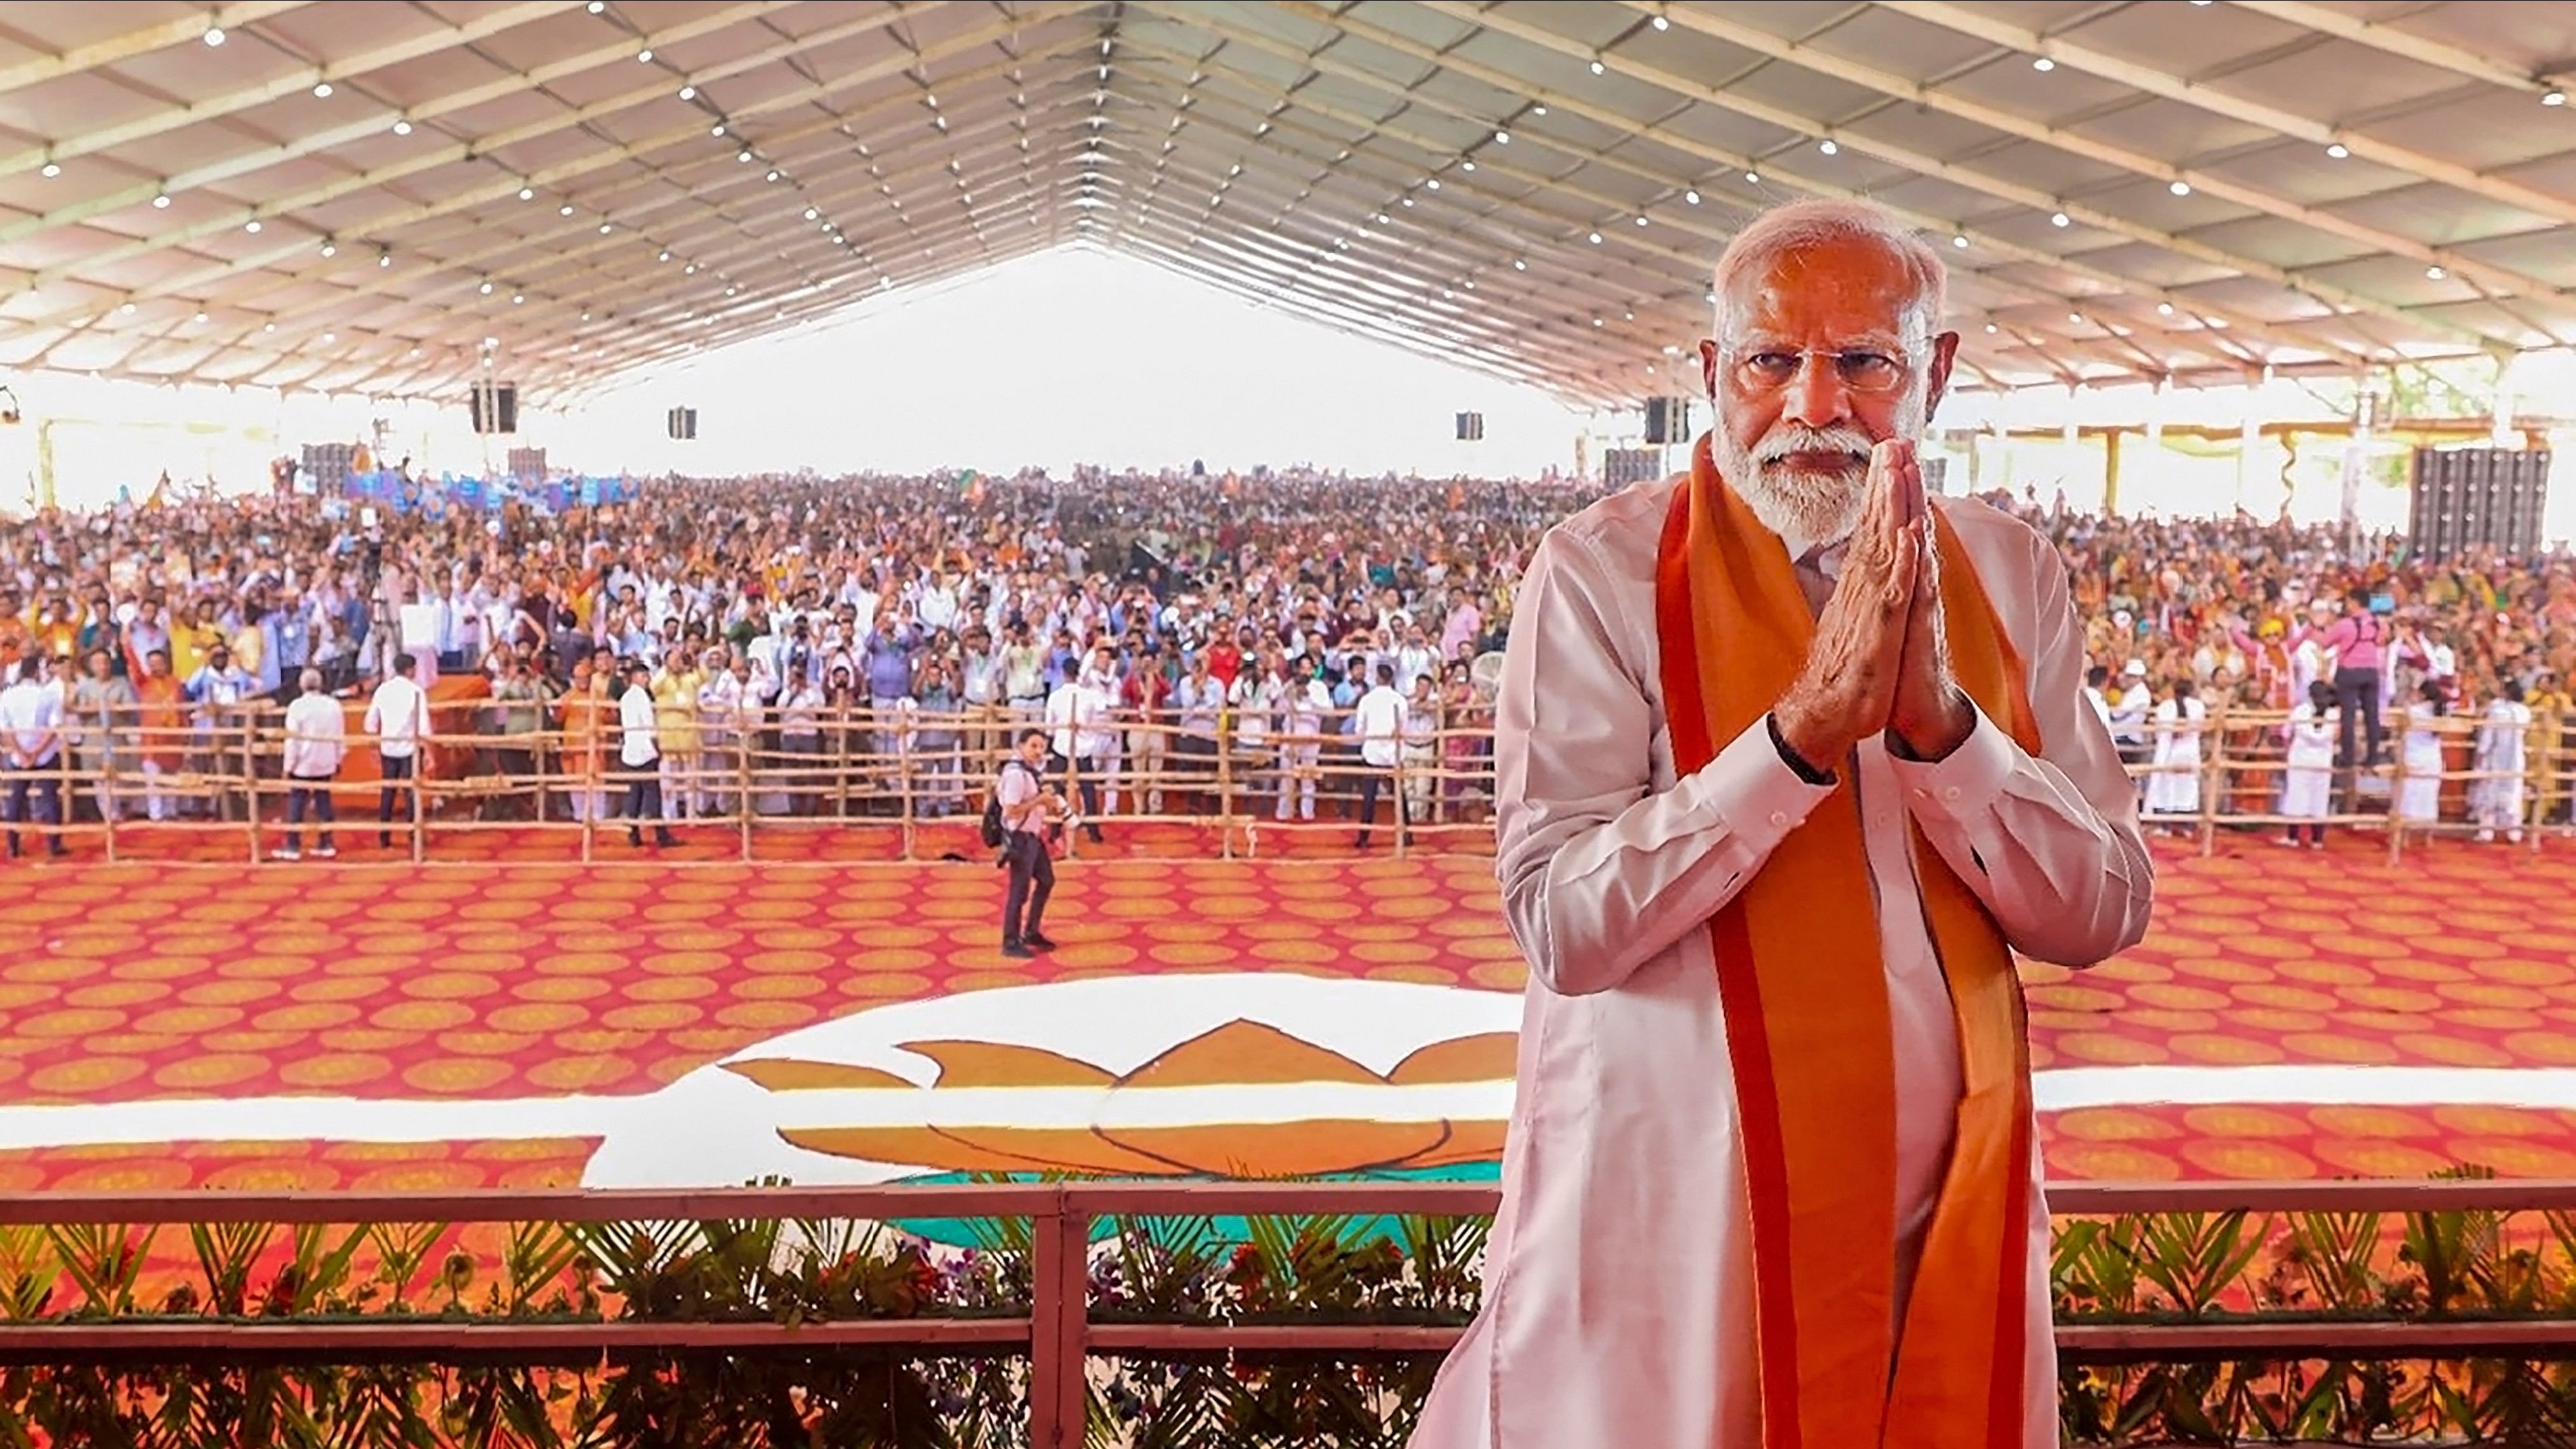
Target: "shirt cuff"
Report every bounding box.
[1680,711,1837,856]
[1884,700,2018,821]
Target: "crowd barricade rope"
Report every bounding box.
[21,699,2563,866]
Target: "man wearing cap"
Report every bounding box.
[2111,658,2153,767]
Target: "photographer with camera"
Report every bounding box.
[989,727,1066,959]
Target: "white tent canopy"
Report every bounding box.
[0,0,2568,411]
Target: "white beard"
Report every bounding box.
[1710,388,1929,548]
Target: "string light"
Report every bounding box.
[2050,211,2071,226]
[39,162,58,178]
[393,119,413,135]
[1818,139,1838,155]
[244,219,261,233]
[2325,143,2349,159]
[203,26,225,45]
[1952,234,1968,248]
[312,82,333,98]
[153,193,169,208]
[2169,180,2191,195]
[2032,56,2056,71]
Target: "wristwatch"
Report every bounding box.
[1766,713,1836,786]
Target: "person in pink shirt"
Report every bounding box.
[2290,590,2388,769]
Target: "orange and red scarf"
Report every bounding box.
[1653,434,2044,1449]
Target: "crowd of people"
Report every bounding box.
[0,465,2570,857]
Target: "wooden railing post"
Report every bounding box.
[2197,696,2224,858]
[737,734,753,862]
[1027,1184,1090,1449]
[1215,715,1235,860]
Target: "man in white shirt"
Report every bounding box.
[1410,199,2150,1449]
[1,657,68,858]
[1350,663,1409,849]
[616,659,679,849]
[277,667,345,859]
[2111,658,2154,765]
[363,651,429,850]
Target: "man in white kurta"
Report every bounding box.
[1411,202,2153,1448]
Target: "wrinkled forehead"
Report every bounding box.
[1718,235,1932,352]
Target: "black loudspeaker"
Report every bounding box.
[666,406,699,440]
[1455,412,1484,441]
[2408,446,2549,558]
[469,382,517,435]
[1603,447,1663,487]
[1644,396,1690,446]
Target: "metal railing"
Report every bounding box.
[9,698,2567,864]
[8,1177,2576,1445]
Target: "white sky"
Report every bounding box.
[544,245,1602,479]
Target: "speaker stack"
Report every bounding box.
[666,406,699,441]
[1602,447,1663,487]
[1643,396,1691,446]
[468,381,517,435]
[2407,446,2550,558]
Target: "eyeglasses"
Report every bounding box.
[1731,347,1910,394]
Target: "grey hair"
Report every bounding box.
[1710,198,1947,348]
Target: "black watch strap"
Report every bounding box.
[1766,713,1836,786]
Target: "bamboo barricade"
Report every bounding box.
[10,697,2561,866]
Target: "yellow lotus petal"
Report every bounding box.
[1386,1033,1517,1085]
[897,1039,1115,1088]
[723,1059,916,1092]
[1118,1021,1384,1088]
[780,1125,1179,1176]
[1404,1118,1508,1168]
[1097,1119,1450,1177]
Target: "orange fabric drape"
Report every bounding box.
[1652,435,2042,1449]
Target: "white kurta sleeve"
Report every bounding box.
[1884,523,2154,968]
[1495,529,1832,998]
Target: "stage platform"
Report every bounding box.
[3,835,2572,1196]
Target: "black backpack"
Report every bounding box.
[979,760,1031,848]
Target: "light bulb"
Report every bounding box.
[313,82,333,98]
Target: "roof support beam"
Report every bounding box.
[18,5,1088,332]
[18,0,948,293]
[1879,0,2576,230]
[1423,0,2504,350]
[2223,2,2573,104]
[0,1,798,250]
[208,43,1097,345]
[1625,0,2573,314]
[1251,1,2358,368]
[0,2,311,98]
[1120,29,2261,381]
[227,65,1100,366]
[1188,3,2352,377]
[0,1,588,184]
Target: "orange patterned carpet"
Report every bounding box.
[3,830,2573,1194]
